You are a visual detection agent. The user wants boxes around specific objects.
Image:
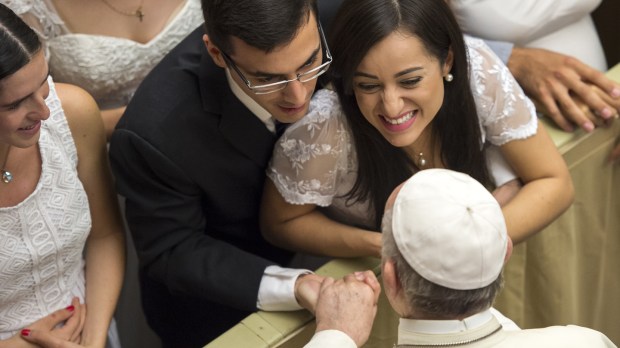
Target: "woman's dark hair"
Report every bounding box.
[202,0,319,54]
[329,0,490,228]
[0,4,42,81]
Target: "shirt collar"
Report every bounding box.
[399,309,495,334]
[226,68,276,133]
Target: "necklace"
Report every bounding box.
[99,0,145,22]
[1,146,12,184]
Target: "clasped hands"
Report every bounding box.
[295,270,381,347]
[508,47,620,162]
[1,297,93,348]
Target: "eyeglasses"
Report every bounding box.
[221,23,332,95]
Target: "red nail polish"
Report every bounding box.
[66,305,75,312]
[21,329,31,337]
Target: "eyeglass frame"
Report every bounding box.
[221,23,333,95]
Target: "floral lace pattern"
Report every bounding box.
[466,36,538,145]
[267,37,537,228]
[0,78,89,338]
[6,0,204,109]
[268,89,353,207]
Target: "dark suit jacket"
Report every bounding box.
[109,1,345,345]
[109,27,294,347]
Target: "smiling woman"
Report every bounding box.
[4,0,203,139]
[260,0,574,259]
[0,5,125,348]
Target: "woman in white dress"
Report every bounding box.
[260,0,573,258]
[448,0,606,71]
[0,5,124,347]
[5,0,203,138]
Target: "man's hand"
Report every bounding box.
[313,271,381,347]
[295,273,326,312]
[508,47,620,132]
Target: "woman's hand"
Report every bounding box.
[492,178,522,207]
[0,297,85,348]
[20,297,92,348]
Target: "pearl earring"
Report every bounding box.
[444,73,454,82]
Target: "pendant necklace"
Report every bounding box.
[99,0,145,22]
[1,146,12,184]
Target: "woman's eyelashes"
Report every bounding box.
[354,76,423,93]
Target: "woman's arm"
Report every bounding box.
[260,179,382,258]
[101,106,126,141]
[57,83,125,348]
[500,121,574,244]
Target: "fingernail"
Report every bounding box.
[66,305,75,312]
[21,329,31,337]
[582,122,595,132]
[611,87,620,98]
[600,108,613,119]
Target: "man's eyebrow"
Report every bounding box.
[0,70,50,108]
[250,45,321,78]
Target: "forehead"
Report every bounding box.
[357,30,437,73]
[0,51,47,103]
[227,13,320,74]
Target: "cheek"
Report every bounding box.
[353,93,377,122]
[0,116,18,138]
[250,93,276,108]
[418,82,444,114]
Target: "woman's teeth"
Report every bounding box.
[384,111,413,125]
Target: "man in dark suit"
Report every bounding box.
[108,0,342,346]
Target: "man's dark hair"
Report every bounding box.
[202,0,319,54]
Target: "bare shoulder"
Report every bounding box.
[54,83,105,150]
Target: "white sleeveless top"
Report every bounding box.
[0,78,89,338]
[5,0,204,109]
[267,37,538,229]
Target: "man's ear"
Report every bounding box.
[382,258,413,317]
[382,259,402,303]
[203,34,227,68]
[504,236,513,264]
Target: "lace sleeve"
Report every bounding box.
[4,0,66,43]
[267,89,352,207]
[466,36,538,146]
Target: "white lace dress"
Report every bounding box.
[0,78,119,347]
[5,0,203,110]
[267,37,538,229]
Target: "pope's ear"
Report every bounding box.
[382,259,401,299]
[504,237,513,264]
[203,34,227,68]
